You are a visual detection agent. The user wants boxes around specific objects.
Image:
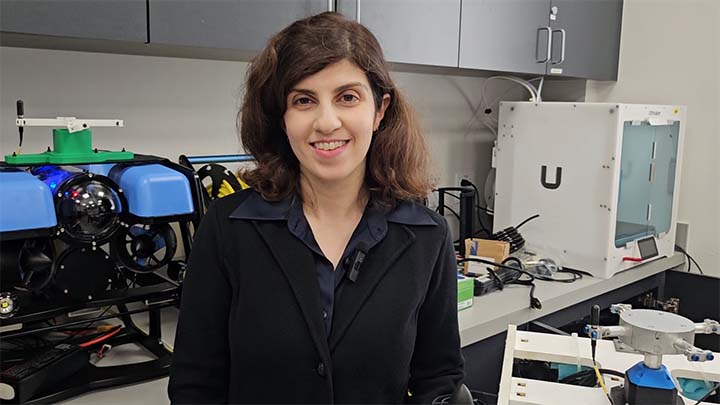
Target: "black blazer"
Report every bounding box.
[168,190,464,404]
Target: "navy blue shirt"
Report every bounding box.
[230,193,435,337]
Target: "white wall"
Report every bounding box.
[1,47,546,238]
[585,0,720,276]
[1,47,547,185]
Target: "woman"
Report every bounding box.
[168,12,464,404]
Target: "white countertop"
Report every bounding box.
[458,254,686,346]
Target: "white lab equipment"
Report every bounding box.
[493,102,685,278]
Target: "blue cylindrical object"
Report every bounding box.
[110,164,194,217]
[185,154,255,164]
[0,170,57,232]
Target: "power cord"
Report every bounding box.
[459,257,542,309]
[532,268,593,283]
[489,214,540,253]
[675,245,704,274]
[558,367,624,387]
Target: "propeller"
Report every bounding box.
[111,223,177,273]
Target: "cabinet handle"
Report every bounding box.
[649,162,656,183]
[356,0,361,22]
[550,28,566,65]
[536,27,552,63]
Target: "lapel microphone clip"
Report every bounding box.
[345,241,369,283]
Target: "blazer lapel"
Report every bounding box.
[251,220,331,363]
[328,224,416,352]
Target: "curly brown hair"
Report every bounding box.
[239,12,433,208]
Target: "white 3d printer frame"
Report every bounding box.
[493,102,686,278]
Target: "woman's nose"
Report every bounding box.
[312,105,342,134]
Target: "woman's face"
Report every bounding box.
[284,59,389,188]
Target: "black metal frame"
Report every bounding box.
[1,275,178,404]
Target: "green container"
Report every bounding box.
[457,275,474,311]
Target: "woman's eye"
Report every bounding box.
[339,93,359,103]
[294,97,313,105]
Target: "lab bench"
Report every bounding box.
[62,255,689,404]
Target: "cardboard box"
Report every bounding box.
[463,239,510,273]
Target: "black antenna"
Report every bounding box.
[16,100,25,149]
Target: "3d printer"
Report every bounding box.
[0,102,202,403]
[493,102,686,278]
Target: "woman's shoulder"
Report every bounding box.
[387,200,448,230]
[205,188,258,218]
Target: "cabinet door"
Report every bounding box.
[459,0,550,75]
[547,0,623,80]
[149,0,329,51]
[0,0,147,42]
[337,0,461,67]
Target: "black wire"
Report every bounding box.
[693,381,720,405]
[599,368,625,378]
[459,257,541,309]
[532,269,582,283]
[515,214,540,230]
[53,275,137,347]
[459,180,494,214]
[675,245,704,274]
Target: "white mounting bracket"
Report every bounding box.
[16,117,124,133]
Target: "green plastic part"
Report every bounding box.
[4,128,134,165]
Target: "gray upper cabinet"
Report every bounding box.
[460,0,550,75]
[149,0,329,51]
[336,0,461,67]
[0,0,147,42]
[460,0,622,80]
[546,0,623,80]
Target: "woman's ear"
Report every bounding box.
[373,94,391,131]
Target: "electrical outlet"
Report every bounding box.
[675,221,690,250]
[455,173,472,186]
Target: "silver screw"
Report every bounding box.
[64,289,69,294]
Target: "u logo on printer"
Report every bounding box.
[540,165,562,190]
